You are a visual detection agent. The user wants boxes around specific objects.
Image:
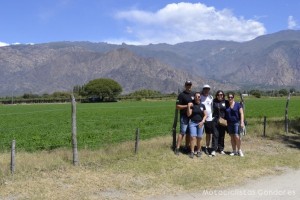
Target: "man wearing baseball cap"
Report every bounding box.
[201,84,215,156]
[174,80,194,155]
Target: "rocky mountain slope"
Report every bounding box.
[0,30,299,96]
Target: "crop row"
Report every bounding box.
[0,97,299,151]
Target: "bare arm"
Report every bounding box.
[239,107,244,128]
[202,110,207,122]
[176,104,188,110]
[198,110,207,127]
[187,102,193,117]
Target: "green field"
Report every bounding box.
[0,101,174,151]
[242,96,300,119]
[0,96,299,151]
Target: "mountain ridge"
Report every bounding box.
[0,30,299,96]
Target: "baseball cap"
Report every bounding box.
[203,84,210,89]
[185,80,192,85]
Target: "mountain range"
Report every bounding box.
[0,30,299,96]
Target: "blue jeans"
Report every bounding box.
[189,121,204,138]
[227,122,240,135]
[180,115,189,134]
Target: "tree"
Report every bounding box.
[52,91,71,98]
[249,90,261,98]
[128,89,161,97]
[83,78,122,101]
[278,89,289,96]
[22,93,39,99]
[289,88,296,94]
[73,85,84,95]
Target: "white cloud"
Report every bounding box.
[0,41,9,47]
[115,2,266,44]
[288,16,297,29]
[0,42,35,47]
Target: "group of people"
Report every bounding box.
[174,80,245,158]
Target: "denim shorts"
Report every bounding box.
[180,115,189,134]
[227,122,240,135]
[189,121,204,138]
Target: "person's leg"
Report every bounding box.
[182,115,190,153]
[206,133,211,147]
[185,131,190,151]
[204,122,212,154]
[196,137,202,152]
[204,134,211,154]
[229,123,239,156]
[176,134,184,149]
[235,133,244,157]
[235,134,241,150]
[188,122,198,158]
[189,136,196,158]
[218,126,226,153]
[196,124,204,157]
[211,121,219,156]
[175,115,188,155]
[230,134,236,154]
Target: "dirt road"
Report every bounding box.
[147,169,300,200]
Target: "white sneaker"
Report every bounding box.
[238,150,244,157]
[211,151,216,156]
[229,151,237,156]
[220,151,225,155]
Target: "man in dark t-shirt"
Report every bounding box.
[174,80,195,155]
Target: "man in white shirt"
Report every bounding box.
[200,84,215,156]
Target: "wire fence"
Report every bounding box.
[0,100,175,152]
[0,95,299,174]
[1,96,299,151]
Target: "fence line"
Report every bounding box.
[0,117,172,135]
[71,95,79,166]
[11,140,15,174]
[0,95,297,175]
[0,128,173,152]
[0,95,297,153]
[0,101,171,152]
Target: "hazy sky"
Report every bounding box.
[0,0,299,46]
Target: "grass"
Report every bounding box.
[0,96,299,151]
[0,130,299,200]
[0,97,299,199]
[242,96,300,119]
[0,101,175,151]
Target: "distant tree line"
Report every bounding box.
[73,78,123,102]
[246,88,297,98]
[120,89,177,101]
[0,79,298,104]
[0,78,175,104]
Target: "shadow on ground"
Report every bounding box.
[280,118,300,149]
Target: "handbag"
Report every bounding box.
[217,104,227,126]
[218,117,227,126]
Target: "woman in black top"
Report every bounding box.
[187,92,207,158]
[211,90,229,156]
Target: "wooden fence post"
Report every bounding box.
[172,109,178,150]
[263,116,267,137]
[71,94,79,166]
[135,128,140,154]
[11,140,15,175]
[239,93,247,135]
[285,93,291,134]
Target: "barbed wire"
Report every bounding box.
[0,102,175,151]
[0,98,298,151]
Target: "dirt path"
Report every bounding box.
[147,169,300,200]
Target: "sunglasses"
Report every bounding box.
[195,96,201,98]
[217,93,223,96]
[228,96,234,99]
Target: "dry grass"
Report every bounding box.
[0,130,300,200]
